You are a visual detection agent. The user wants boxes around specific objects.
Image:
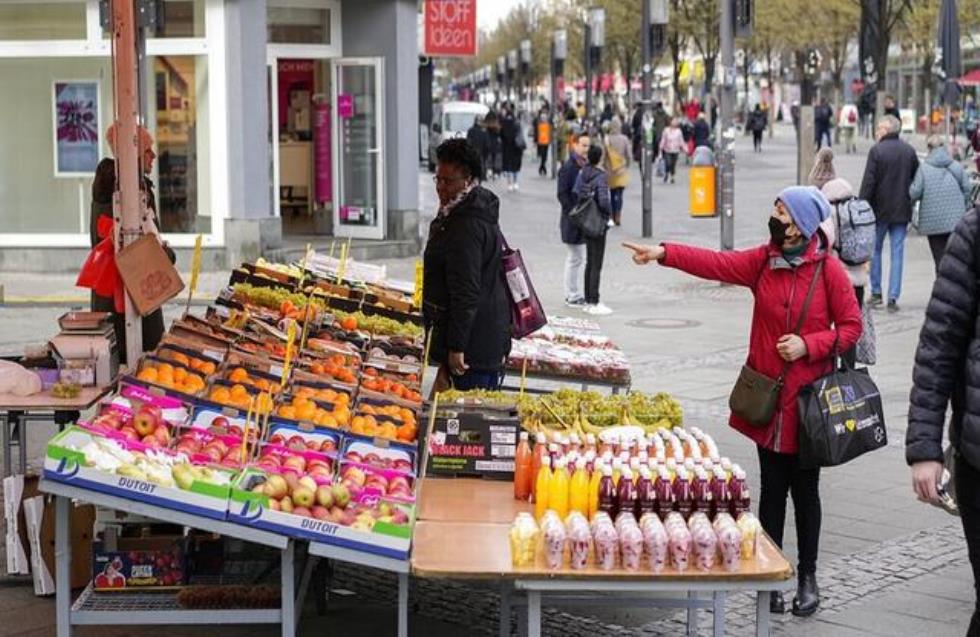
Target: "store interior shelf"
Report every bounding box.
[71,584,281,625]
[39,479,288,550]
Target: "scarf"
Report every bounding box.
[437,180,476,218]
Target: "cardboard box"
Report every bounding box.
[23,495,95,595]
[116,234,185,316]
[92,534,187,590]
[424,412,520,480]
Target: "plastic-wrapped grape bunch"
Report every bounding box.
[565,512,592,570]
[664,512,692,571]
[509,513,540,567]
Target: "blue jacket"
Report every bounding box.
[910,146,972,236]
[572,165,612,220]
[558,153,586,244]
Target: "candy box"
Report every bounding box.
[92,534,188,590]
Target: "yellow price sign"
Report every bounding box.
[336,238,350,283]
[297,243,312,289]
[280,321,298,388]
[185,234,203,315]
[413,259,423,309]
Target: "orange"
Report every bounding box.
[210,387,232,403]
[172,352,190,367]
[297,402,316,422]
[230,384,249,398]
[173,367,188,383]
[136,367,158,383]
[200,361,217,376]
[229,367,249,383]
[379,422,398,439]
[157,363,174,375]
[320,413,338,428]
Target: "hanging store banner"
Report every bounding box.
[423,0,477,57]
[858,0,880,85]
[53,81,100,177]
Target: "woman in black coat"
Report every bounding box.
[499,107,524,192]
[424,138,511,394]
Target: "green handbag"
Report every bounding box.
[729,260,823,427]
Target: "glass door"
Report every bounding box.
[331,57,385,240]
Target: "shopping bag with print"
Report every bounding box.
[855,303,877,365]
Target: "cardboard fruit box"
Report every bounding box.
[43,426,234,521]
[228,468,413,560]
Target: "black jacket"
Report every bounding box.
[814,104,833,128]
[908,207,980,469]
[693,119,711,148]
[859,133,919,224]
[557,154,586,244]
[423,187,511,371]
[500,117,523,173]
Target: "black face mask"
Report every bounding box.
[768,216,790,245]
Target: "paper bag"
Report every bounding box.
[116,234,184,316]
[3,475,30,575]
[26,497,95,595]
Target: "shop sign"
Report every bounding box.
[52,80,101,177]
[337,94,354,119]
[423,0,477,57]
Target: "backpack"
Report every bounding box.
[847,110,857,124]
[834,198,876,266]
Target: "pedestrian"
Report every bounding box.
[820,178,871,368]
[424,138,511,394]
[837,103,859,154]
[573,144,613,315]
[910,135,973,273]
[807,147,836,189]
[859,115,919,312]
[484,111,502,181]
[882,94,900,120]
[652,101,670,159]
[500,106,523,192]
[600,102,614,125]
[81,122,172,365]
[630,103,644,164]
[791,101,801,134]
[972,124,980,173]
[465,115,489,182]
[747,104,767,152]
[814,98,833,149]
[659,118,685,184]
[623,185,862,618]
[693,112,712,150]
[684,98,701,123]
[602,118,630,227]
[576,101,586,121]
[906,202,980,637]
[535,106,552,177]
[558,132,590,307]
[556,107,576,165]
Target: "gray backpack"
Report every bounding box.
[834,198,876,266]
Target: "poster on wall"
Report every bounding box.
[52,81,100,177]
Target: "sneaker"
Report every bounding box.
[513,183,520,192]
[606,219,616,228]
[868,294,883,309]
[887,300,899,313]
[564,297,586,308]
[586,303,613,316]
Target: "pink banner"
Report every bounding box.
[338,94,354,119]
[314,100,331,204]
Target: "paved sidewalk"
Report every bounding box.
[0,123,975,636]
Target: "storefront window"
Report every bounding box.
[268,7,332,45]
[158,0,206,38]
[0,2,87,41]
[0,57,111,234]
[149,55,211,234]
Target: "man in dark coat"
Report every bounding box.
[859,115,920,312]
[814,98,833,149]
[499,107,523,191]
[465,116,489,182]
[424,138,511,393]
[907,203,980,636]
[557,131,590,307]
[692,113,712,149]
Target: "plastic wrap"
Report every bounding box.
[508,513,540,567]
[592,517,619,571]
[565,513,592,570]
[690,518,718,571]
[639,513,669,573]
[664,513,692,571]
[736,512,762,559]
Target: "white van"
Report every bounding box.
[428,101,489,171]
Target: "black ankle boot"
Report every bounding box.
[770,591,785,614]
[792,572,819,617]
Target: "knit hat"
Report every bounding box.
[807,147,836,188]
[777,186,831,240]
[820,178,855,204]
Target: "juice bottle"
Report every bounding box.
[616,467,637,522]
[637,437,649,457]
[549,457,570,520]
[712,466,731,519]
[674,467,694,520]
[598,435,612,457]
[597,465,617,518]
[721,458,734,481]
[584,433,597,454]
[565,452,578,477]
[588,458,605,519]
[583,450,596,473]
[654,466,674,519]
[534,456,552,520]
[730,465,751,517]
[569,457,590,516]
[514,432,533,501]
[692,467,713,516]
[629,457,641,474]
[548,443,560,465]
[665,458,678,482]
[683,458,697,475]
[635,466,655,519]
[569,433,581,454]
[560,435,571,456]
[532,432,548,476]
[611,458,623,486]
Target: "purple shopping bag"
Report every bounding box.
[498,230,547,338]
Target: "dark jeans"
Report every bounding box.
[450,368,504,391]
[957,452,980,636]
[928,233,951,275]
[757,446,822,577]
[663,152,679,181]
[842,285,864,368]
[537,144,549,175]
[610,187,625,225]
[584,233,607,304]
[752,130,763,151]
[816,126,832,149]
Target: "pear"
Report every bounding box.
[171,464,195,491]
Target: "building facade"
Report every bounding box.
[0,0,419,271]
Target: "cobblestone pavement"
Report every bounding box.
[0,123,975,635]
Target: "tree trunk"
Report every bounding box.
[703,55,717,100]
[765,47,775,137]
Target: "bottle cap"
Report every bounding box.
[585,433,596,446]
[621,467,633,480]
[576,457,586,470]
[536,432,546,443]
[541,456,551,468]
[602,465,613,476]
[548,443,559,453]
[519,431,529,441]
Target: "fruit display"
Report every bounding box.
[51,381,81,398]
[338,462,415,502]
[223,366,283,394]
[516,389,683,437]
[134,359,208,396]
[275,393,351,429]
[436,389,518,410]
[359,375,422,404]
[207,382,275,414]
[230,283,325,318]
[173,429,253,469]
[235,337,289,359]
[342,440,414,474]
[350,405,418,443]
[268,426,340,456]
[87,404,174,450]
[157,347,219,375]
[254,257,303,281]
[331,310,423,339]
[289,382,352,407]
[507,337,630,384]
[256,446,335,484]
[305,355,359,385]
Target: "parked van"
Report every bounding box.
[428,101,489,171]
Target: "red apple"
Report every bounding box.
[319,440,337,453]
[308,465,333,480]
[132,407,160,437]
[153,424,171,445]
[211,416,229,429]
[291,506,312,518]
[269,433,287,446]
[202,445,223,463]
[311,505,330,520]
[119,426,140,441]
[345,451,363,464]
[282,455,306,473]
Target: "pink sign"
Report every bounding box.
[314,101,332,203]
[338,94,354,119]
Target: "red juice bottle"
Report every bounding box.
[712,466,731,519]
[654,466,674,519]
[597,465,617,519]
[674,467,694,520]
[635,466,655,519]
[616,467,637,523]
[530,432,547,503]
[730,465,751,517]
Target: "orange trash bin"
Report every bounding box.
[689,165,717,217]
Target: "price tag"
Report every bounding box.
[280,322,297,388]
[413,260,423,309]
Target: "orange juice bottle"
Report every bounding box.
[569,457,589,516]
[534,456,552,520]
[514,432,533,501]
[549,457,570,519]
[588,458,604,520]
[530,432,548,502]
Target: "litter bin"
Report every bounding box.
[690,145,716,217]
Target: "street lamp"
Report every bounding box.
[641,0,669,238]
[585,6,605,125]
[507,49,518,104]
[496,55,506,103]
[520,39,533,116]
[551,29,567,178]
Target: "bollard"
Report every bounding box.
[690,146,717,217]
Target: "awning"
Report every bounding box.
[958,69,980,86]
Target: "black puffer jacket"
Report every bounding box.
[907,206,980,469]
[423,186,511,371]
[859,132,919,224]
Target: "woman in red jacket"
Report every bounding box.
[624,186,862,617]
